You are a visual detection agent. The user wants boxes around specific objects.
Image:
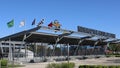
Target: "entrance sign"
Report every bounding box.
[77,26,115,38]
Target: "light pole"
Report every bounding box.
[67,43,69,68]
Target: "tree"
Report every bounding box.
[109,44,120,53]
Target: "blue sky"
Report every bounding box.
[0,0,120,38]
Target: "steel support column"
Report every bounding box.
[93,41,99,55]
[74,35,94,55]
[0,42,3,59]
[67,43,69,65]
[51,31,73,56]
[74,40,84,55]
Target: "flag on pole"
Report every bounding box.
[19,20,25,27]
[48,22,53,27]
[53,20,61,32]
[7,19,14,28]
[53,20,61,28]
[37,19,44,26]
[32,18,36,25]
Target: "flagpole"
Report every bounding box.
[12,24,15,34]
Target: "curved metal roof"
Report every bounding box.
[0,26,115,45]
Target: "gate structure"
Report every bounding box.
[0,25,119,63]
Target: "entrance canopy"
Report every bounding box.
[0,26,118,45]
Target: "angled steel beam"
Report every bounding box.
[105,39,120,53]
[51,31,73,56]
[74,35,94,55]
[0,26,42,41]
[92,38,109,55]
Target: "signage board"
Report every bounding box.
[77,26,115,38]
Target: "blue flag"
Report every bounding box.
[32,19,36,25]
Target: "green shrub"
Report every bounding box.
[79,65,91,68]
[1,66,7,68]
[116,66,120,68]
[61,63,67,68]
[79,65,120,68]
[103,66,107,68]
[115,55,120,57]
[46,62,75,68]
[69,62,75,68]
[96,65,102,68]
[1,59,8,66]
[110,66,116,68]
[46,63,59,68]
[79,65,85,68]
[106,53,120,57]
[61,63,74,68]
